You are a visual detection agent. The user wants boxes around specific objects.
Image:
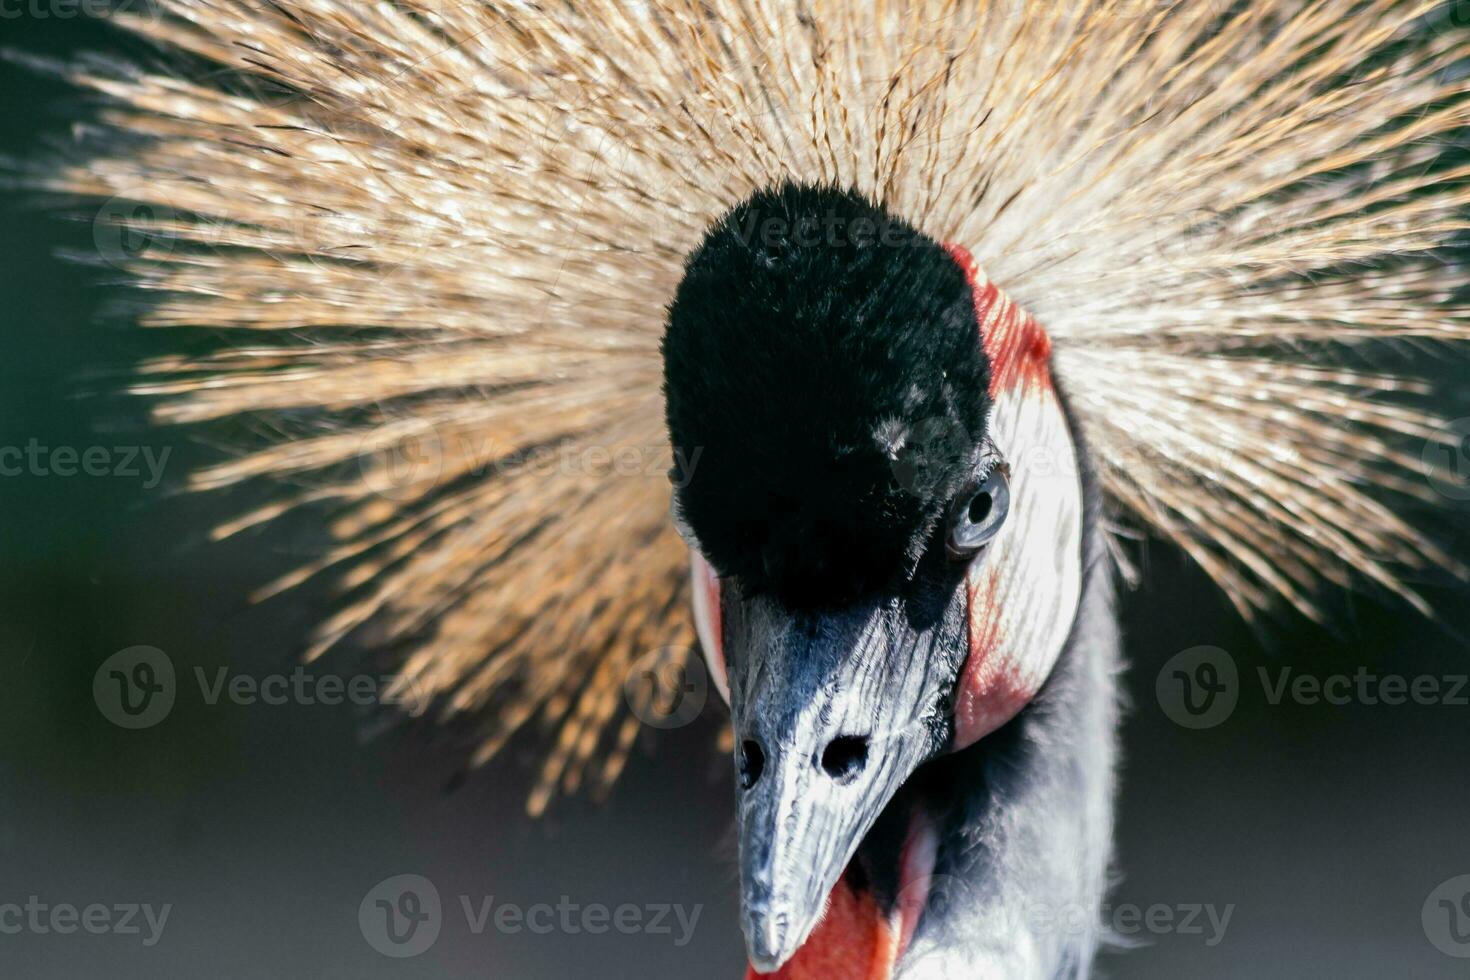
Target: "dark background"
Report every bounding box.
[3,14,1470,980]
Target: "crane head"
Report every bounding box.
[663,184,1085,975]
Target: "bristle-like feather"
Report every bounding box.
[18,0,1470,810]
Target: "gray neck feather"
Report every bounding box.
[900,506,1121,979]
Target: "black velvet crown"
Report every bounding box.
[663,184,992,609]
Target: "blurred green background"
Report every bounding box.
[3,11,1470,979]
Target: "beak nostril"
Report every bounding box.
[740,739,766,790]
[820,735,869,783]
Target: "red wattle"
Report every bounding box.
[745,879,900,980]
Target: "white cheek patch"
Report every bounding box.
[946,245,1084,750]
[689,548,731,705]
[955,384,1083,748]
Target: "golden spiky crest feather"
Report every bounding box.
[22,0,1470,812]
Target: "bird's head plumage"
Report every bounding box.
[665,184,1086,971]
[665,184,991,607]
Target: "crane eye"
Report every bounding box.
[946,467,1010,559]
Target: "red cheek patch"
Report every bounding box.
[955,571,1039,749]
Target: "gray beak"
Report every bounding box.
[725,590,968,972]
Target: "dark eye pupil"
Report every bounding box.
[946,467,1010,561]
[967,491,993,526]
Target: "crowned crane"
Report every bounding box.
[20,1,1470,977]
